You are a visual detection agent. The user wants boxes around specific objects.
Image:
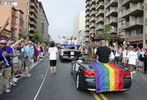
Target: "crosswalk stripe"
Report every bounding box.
[93,93,101,100]
[99,93,108,100]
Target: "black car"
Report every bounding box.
[71,54,132,92]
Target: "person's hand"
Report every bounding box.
[3,52,7,56]
[15,54,21,56]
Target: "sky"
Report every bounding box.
[41,0,85,43]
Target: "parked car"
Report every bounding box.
[59,44,81,62]
[71,53,132,92]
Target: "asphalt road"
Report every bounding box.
[0,58,147,100]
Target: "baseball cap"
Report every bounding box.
[0,40,7,44]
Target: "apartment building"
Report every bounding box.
[37,1,50,41]
[0,5,24,40]
[73,11,85,44]
[0,0,38,39]
[85,0,147,48]
[118,0,147,48]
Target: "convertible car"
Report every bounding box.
[71,54,132,93]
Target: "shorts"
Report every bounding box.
[24,58,32,67]
[139,61,144,66]
[50,60,56,66]
[122,57,127,64]
[13,63,20,74]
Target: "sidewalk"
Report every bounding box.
[0,57,46,94]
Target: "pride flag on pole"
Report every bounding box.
[91,63,124,93]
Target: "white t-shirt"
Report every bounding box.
[48,47,58,60]
[115,50,120,57]
[123,50,127,57]
[127,51,138,65]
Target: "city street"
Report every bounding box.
[0,58,147,100]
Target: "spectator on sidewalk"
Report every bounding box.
[24,41,33,77]
[48,42,58,74]
[0,40,14,93]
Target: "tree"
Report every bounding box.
[101,24,110,42]
[19,32,27,39]
[32,30,40,43]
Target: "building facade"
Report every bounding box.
[0,0,38,39]
[37,1,49,41]
[73,11,85,44]
[0,5,24,40]
[85,0,147,48]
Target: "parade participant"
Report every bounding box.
[96,40,111,63]
[48,42,58,74]
[127,46,138,79]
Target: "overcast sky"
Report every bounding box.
[41,0,85,43]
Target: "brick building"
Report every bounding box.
[0,0,38,39]
[0,5,24,40]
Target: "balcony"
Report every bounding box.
[106,0,118,8]
[29,14,37,23]
[86,17,90,22]
[96,24,103,30]
[109,17,118,25]
[29,21,37,28]
[121,8,130,18]
[90,17,95,22]
[91,4,96,10]
[96,2,104,10]
[96,9,104,17]
[120,0,129,7]
[90,11,95,17]
[90,23,95,28]
[129,3,143,16]
[85,27,90,32]
[85,22,89,27]
[123,19,143,30]
[105,1,110,8]
[86,6,90,11]
[86,11,90,17]
[108,7,118,16]
[109,28,117,34]
[90,0,96,5]
[96,17,104,24]
[30,2,37,11]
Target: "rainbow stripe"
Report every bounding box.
[91,63,124,93]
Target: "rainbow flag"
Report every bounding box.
[91,63,124,93]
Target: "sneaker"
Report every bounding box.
[5,89,10,93]
[26,74,31,78]
[12,77,18,83]
[10,81,16,86]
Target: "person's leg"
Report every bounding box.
[53,60,56,74]
[3,67,11,92]
[50,67,53,74]
[144,62,147,74]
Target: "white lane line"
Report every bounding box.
[33,64,49,100]
[139,71,147,83]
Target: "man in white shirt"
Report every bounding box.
[48,42,58,74]
[122,47,127,66]
[127,46,138,79]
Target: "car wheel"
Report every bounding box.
[76,74,82,90]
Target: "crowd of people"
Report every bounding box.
[82,39,147,80]
[0,18,48,93]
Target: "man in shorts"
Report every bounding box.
[48,42,58,74]
[24,41,33,77]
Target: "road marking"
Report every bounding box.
[93,93,101,100]
[99,93,108,100]
[139,71,147,83]
[33,64,49,100]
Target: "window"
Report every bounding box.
[3,1,17,6]
[11,28,13,37]
[12,15,14,24]
[14,29,17,37]
[15,17,18,24]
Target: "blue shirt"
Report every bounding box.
[0,46,13,68]
[24,45,33,59]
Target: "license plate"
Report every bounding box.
[71,52,74,55]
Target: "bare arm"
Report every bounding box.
[0,17,9,35]
[11,38,23,48]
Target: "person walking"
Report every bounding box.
[48,42,58,74]
[127,46,138,79]
[143,49,147,74]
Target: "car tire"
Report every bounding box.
[76,74,82,90]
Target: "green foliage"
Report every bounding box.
[101,24,110,42]
[19,32,27,39]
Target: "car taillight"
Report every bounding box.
[84,70,94,77]
[123,72,131,77]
